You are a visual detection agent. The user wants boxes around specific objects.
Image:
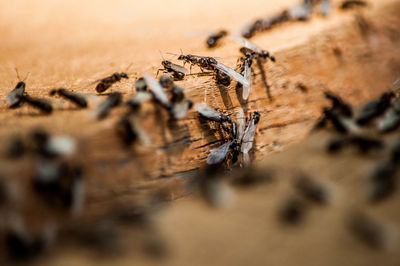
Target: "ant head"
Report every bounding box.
[15,81,26,89]
[177,55,185,60]
[208,57,217,65]
[162,60,171,67]
[49,89,58,96]
[269,55,276,62]
[207,38,216,48]
[120,72,128,79]
[253,111,260,124]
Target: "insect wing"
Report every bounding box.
[214,62,250,88]
[241,119,257,153]
[194,102,222,120]
[207,141,232,165]
[143,74,170,107]
[171,100,191,120]
[170,63,189,74]
[242,62,252,100]
[237,108,246,140]
[229,35,263,54]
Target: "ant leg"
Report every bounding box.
[156,69,163,78]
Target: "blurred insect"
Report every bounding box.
[194,102,231,123]
[348,212,387,249]
[294,174,329,204]
[206,30,228,48]
[6,69,29,108]
[377,98,400,133]
[30,129,76,158]
[323,107,360,134]
[241,20,261,39]
[356,91,394,125]
[327,135,384,154]
[143,74,171,109]
[288,0,312,21]
[157,60,188,81]
[22,94,53,114]
[7,136,26,158]
[50,88,87,108]
[135,77,147,92]
[95,72,129,93]
[368,162,396,203]
[116,116,151,147]
[340,0,368,9]
[32,160,84,211]
[241,111,260,166]
[278,197,307,224]
[324,91,353,117]
[170,100,193,120]
[176,53,250,88]
[92,92,122,119]
[125,91,152,110]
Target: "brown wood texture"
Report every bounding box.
[0,0,400,265]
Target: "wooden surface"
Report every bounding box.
[0,0,400,265]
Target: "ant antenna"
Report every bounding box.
[15,68,30,82]
[158,50,165,61]
[180,48,184,55]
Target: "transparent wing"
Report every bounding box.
[143,74,170,107]
[6,88,23,105]
[214,63,250,88]
[194,102,222,120]
[171,100,191,120]
[207,142,232,165]
[241,119,257,153]
[170,63,189,74]
[236,108,246,140]
[242,63,252,100]
[229,35,263,54]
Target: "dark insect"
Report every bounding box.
[7,69,29,108]
[368,162,396,203]
[29,129,76,158]
[22,94,53,114]
[377,97,400,133]
[176,54,250,88]
[327,135,384,154]
[32,161,84,210]
[323,107,360,134]
[324,91,353,117]
[348,212,387,249]
[159,74,185,103]
[50,88,87,108]
[278,197,307,224]
[157,60,188,81]
[194,102,231,123]
[241,19,262,39]
[241,111,260,166]
[231,36,276,62]
[340,0,368,10]
[356,91,394,125]
[116,116,138,146]
[95,72,128,93]
[206,30,228,48]
[215,70,231,87]
[92,92,122,119]
[7,137,26,158]
[294,174,329,204]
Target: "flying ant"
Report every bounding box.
[50,88,87,108]
[206,30,228,48]
[6,69,29,108]
[92,92,122,119]
[22,94,53,114]
[157,60,188,81]
[95,72,129,93]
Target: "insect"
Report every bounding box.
[7,136,26,158]
[6,69,29,108]
[95,72,129,93]
[294,174,329,204]
[324,91,353,117]
[194,102,231,123]
[368,162,396,203]
[125,91,152,110]
[176,54,250,88]
[157,60,188,81]
[231,35,276,62]
[356,91,394,125]
[236,53,253,100]
[323,107,360,134]
[50,88,87,108]
[22,94,53,114]
[143,74,171,109]
[278,197,307,224]
[92,92,122,119]
[170,100,193,120]
[206,30,228,48]
[116,116,138,145]
[207,140,239,165]
[241,20,262,39]
[327,135,384,154]
[340,0,368,10]
[348,212,387,249]
[135,77,147,92]
[241,111,260,166]
[30,129,76,158]
[32,160,84,210]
